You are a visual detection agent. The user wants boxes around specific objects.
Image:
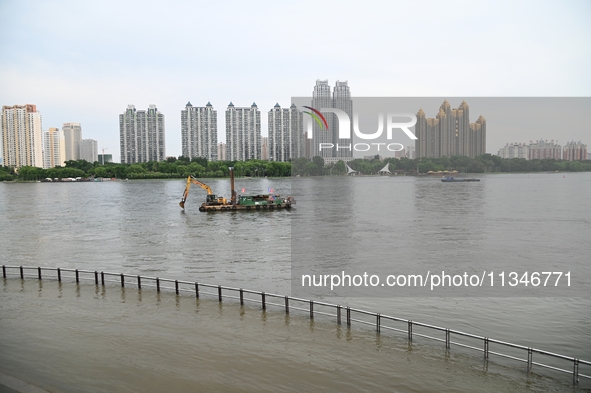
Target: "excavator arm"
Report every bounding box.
[179,176,213,209]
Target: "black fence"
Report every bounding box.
[3,265,590,386]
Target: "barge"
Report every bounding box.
[441,176,480,182]
[180,167,294,212]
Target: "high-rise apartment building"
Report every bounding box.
[498,143,529,159]
[119,105,165,164]
[563,141,587,161]
[332,81,353,159]
[415,100,486,159]
[43,127,66,168]
[62,122,82,161]
[80,139,98,163]
[268,103,303,162]
[306,80,353,161]
[310,80,333,159]
[181,102,218,161]
[528,139,561,160]
[225,103,261,161]
[217,142,226,161]
[1,104,43,168]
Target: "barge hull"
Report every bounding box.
[199,204,292,212]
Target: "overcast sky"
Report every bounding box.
[1,0,590,163]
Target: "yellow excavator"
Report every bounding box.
[179,176,227,209]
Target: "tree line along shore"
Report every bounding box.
[1,154,590,181]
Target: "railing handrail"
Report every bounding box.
[2,264,589,386]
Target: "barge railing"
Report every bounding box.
[2,265,589,386]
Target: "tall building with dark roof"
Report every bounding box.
[181,101,218,161]
[225,102,261,161]
[119,104,165,164]
[268,103,303,162]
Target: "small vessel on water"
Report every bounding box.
[441,176,480,182]
[179,167,294,212]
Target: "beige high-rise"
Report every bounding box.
[415,100,486,159]
[1,104,43,168]
[43,127,66,168]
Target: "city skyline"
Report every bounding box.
[3,97,590,167]
[1,1,589,163]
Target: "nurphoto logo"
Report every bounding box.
[301,106,418,152]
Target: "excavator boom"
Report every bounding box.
[179,176,213,209]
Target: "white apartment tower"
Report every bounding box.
[268,103,303,162]
[62,122,82,161]
[498,143,529,159]
[225,102,261,161]
[80,139,98,163]
[181,102,218,161]
[1,104,43,168]
[43,127,66,168]
[119,105,166,164]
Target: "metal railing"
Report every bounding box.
[2,265,589,386]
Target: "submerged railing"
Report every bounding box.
[2,265,590,386]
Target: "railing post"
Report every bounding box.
[527,348,533,373]
[573,359,579,385]
[239,288,243,305]
[408,320,413,341]
[75,269,79,283]
[309,300,314,319]
[484,338,489,360]
[218,285,222,302]
[376,314,381,333]
[156,277,160,292]
[94,271,98,285]
[262,292,266,310]
[38,267,42,280]
[346,307,351,326]
[101,271,105,286]
[446,329,450,349]
[20,266,23,279]
[195,282,199,298]
[2,265,5,278]
[137,275,141,289]
[175,280,179,295]
[120,273,124,287]
[285,296,289,314]
[337,305,341,325]
[57,268,61,282]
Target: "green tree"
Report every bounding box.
[17,166,44,181]
[333,160,346,175]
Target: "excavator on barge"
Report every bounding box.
[179,167,294,212]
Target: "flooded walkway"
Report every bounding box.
[1,278,582,393]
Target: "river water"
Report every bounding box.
[1,173,590,392]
